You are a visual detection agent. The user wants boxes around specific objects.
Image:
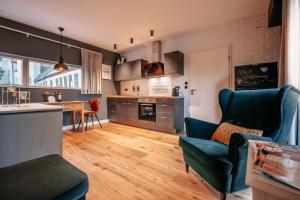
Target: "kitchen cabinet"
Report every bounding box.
[156,98,184,133]
[107,97,184,134]
[107,99,118,120]
[156,103,174,129]
[114,63,131,81]
[107,98,138,122]
[0,107,62,168]
[164,51,184,75]
[114,59,148,81]
[130,59,148,79]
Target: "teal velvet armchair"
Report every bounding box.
[179,85,299,199]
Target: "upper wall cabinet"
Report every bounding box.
[114,59,148,81]
[164,51,184,76]
[130,59,148,79]
[114,62,131,81]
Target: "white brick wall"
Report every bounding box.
[231,14,281,66]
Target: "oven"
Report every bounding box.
[138,98,156,122]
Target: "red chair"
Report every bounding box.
[78,99,102,130]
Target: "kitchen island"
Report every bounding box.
[0,103,64,168]
[107,96,184,134]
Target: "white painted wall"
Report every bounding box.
[120,13,281,118]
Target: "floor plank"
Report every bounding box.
[63,123,251,200]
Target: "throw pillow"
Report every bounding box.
[211,122,263,145]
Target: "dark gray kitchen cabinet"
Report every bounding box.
[114,63,131,81]
[156,98,184,133]
[108,97,184,134]
[108,98,138,122]
[164,51,184,75]
[126,100,138,121]
[156,103,174,129]
[114,59,148,81]
[129,59,148,79]
[107,99,118,121]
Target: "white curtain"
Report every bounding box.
[286,0,300,89]
[282,0,300,144]
[81,50,103,94]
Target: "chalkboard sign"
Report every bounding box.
[235,62,278,90]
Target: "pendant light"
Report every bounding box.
[54,27,69,71]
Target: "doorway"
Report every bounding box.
[189,46,230,123]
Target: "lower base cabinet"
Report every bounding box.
[108,97,184,134]
[0,110,62,168]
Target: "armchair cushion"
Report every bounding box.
[0,154,88,200]
[211,122,263,145]
[179,136,233,175]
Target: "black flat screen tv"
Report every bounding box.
[235,62,278,90]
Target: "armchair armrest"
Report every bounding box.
[228,133,272,165]
[184,117,218,140]
[227,133,272,192]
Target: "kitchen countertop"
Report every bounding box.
[42,101,86,105]
[107,95,184,99]
[0,103,64,114]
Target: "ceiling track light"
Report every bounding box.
[114,44,117,50]
[130,38,134,46]
[150,30,154,39]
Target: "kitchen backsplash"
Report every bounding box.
[120,77,173,96]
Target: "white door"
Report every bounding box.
[189,47,230,123]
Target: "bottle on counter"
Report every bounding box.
[57,91,62,102]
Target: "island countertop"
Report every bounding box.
[107,95,184,99]
[0,103,64,114]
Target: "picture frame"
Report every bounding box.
[102,64,112,80]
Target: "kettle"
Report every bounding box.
[172,86,180,96]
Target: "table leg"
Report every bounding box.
[81,104,85,133]
[72,111,76,130]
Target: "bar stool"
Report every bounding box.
[78,99,102,130]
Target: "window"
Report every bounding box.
[0,55,82,89]
[0,55,23,85]
[63,76,68,87]
[59,77,63,87]
[28,60,82,88]
[68,75,73,87]
[74,73,79,88]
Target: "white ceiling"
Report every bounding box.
[0,0,269,52]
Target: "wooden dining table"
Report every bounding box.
[44,101,86,132]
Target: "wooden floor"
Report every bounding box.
[63,123,251,200]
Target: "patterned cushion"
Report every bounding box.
[211,122,263,145]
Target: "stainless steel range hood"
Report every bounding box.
[143,41,164,77]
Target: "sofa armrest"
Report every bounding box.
[184,117,218,140]
[227,133,272,192]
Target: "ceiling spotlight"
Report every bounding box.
[114,44,117,50]
[150,30,154,39]
[130,38,133,46]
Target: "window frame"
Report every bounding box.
[0,52,83,90]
